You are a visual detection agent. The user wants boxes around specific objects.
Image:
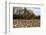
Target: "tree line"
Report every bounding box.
[13,8,40,19]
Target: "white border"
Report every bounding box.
[7,2,44,33]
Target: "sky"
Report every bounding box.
[26,7,40,16]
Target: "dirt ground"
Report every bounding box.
[13,19,40,28]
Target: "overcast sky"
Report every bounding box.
[26,7,40,16]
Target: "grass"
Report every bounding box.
[13,19,40,28]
